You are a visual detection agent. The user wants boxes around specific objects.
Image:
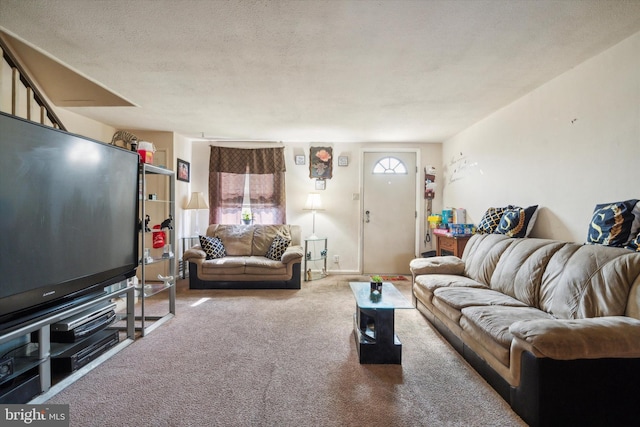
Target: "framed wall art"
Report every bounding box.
[309,147,333,179]
[315,179,326,190]
[295,155,305,165]
[177,158,190,182]
[338,156,348,167]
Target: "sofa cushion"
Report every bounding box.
[244,256,288,275]
[490,239,566,307]
[265,234,291,261]
[476,207,507,234]
[253,225,292,256]
[215,225,254,256]
[462,234,513,286]
[460,305,554,365]
[199,235,226,259]
[586,199,639,247]
[434,287,528,310]
[414,274,488,293]
[433,287,527,325]
[546,246,640,319]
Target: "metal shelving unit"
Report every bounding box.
[138,163,176,336]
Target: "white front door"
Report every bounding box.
[362,151,417,275]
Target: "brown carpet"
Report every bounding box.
[47,276,525,426]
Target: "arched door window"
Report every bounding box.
[372,156,407,174]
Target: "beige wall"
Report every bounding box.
[442,31,640,243]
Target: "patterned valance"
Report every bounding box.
[210,146,286,174]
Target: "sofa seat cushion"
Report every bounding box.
[433,287,528,324]
[415,274,488,293]
[460,305,554,366]
[435,287,529,309]
[244,256,288,275]
[201,256,246,275]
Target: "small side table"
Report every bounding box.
[436,234,471,257]
[304,237,327,281]
[180,236,200,278]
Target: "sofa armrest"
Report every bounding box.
[184,246,206,262]
[510,316,640,360]
[282,245,303,264]
[409,256,465,276]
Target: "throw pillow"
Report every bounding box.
[587,199,639,247]
[199,235,226,259]
[265,234,291,261]
[495,205,538,238]
[476,207,507,234]
[626,232,640,252]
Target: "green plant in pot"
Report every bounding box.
[242,211,252,225]
[370,275,383,293]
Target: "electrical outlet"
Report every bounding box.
[333,255,340,263]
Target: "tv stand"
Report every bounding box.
[0,281,135,403]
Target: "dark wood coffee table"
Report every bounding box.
[349,282,413,364]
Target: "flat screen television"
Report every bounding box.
[0,112,139,331]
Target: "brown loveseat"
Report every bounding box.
[184,224,303,289]
[410,233,640,427]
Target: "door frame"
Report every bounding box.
[359,147,421,274]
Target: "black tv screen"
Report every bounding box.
[0,112,139,329]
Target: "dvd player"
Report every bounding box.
[51,330,119,373]
[51,301,117,331]
[50,311,117,343]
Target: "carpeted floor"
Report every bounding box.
[47,275,525,426]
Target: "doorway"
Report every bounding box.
[362,151,418,275]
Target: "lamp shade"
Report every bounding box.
[185,192,209,210]
[303,193,324,211]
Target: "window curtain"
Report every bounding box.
[209,146,286,224]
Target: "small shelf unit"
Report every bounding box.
[304,237,328,281]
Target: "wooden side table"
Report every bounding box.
[436,234,471,257]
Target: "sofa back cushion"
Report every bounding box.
[253,225,292,256]
[542,244,640,319]
[489,239,566,307]
[208,224,255,256]
[462,234,513,286]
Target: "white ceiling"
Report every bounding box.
[1,0,640,143]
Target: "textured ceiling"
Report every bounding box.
[1,0,640,143]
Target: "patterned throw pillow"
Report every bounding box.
[587,199,639,247]
[476,207,507,234]
[626,232,640,252]
[495,205,538,238]
[199,235,226,259]
[265,234,291,261]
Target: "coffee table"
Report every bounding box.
[349,282,413,364]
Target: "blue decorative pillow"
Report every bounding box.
[494,205,538,238]
[476,207,507,234]
[626,232,640,252]
[587,199,639,247]
[265,234,291,261]
[199,235,226,259]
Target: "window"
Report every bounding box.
[372,156,407,174]
[209,147,286,225]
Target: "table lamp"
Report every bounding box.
[185,191,209,235]
[303,193,324,239]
